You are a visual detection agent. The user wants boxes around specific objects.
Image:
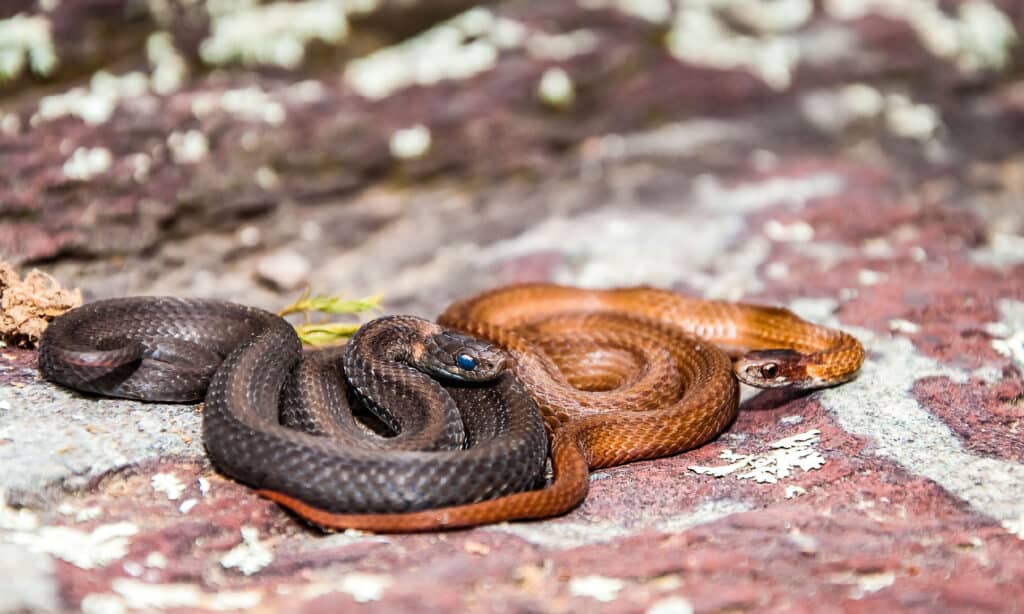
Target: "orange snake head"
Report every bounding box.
[418,330,509,383]
[734,349,815,389]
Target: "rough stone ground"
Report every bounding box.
[1,1,1023,612]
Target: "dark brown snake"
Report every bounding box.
[38,284,864,532]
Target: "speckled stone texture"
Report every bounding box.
[1,1,1023,612]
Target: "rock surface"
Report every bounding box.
[1,1,1023,612]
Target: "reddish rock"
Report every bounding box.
[2,1,1023,612]
[914,375,1024,463]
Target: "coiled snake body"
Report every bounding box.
[38,284,864,531]
[38,299,548,514]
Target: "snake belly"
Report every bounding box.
[37,297,549,517]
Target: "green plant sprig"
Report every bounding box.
[278,289,382,346]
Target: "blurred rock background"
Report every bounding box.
[1,1,1022,612]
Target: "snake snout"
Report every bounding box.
[423,330,509,382]
[471,348,508,376]
[734,349,809,389]
[449,343,508,381]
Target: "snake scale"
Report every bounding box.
[38,283,864,532]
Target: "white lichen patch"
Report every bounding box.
[75,507,102,522]
[337,573,392,603]
[127,153,152,183]
[220,87,286,124]
[956,1,1018,71]
[991,332,1024,368]
[122,560,144,577]
[802,83,943,142]
[220,526,272,575]
[167,130,209,164]
[0,111,20,135]
[1003,512,1024,539]
[255,166,279,190]
[80,578,262,612]
[0,492,39,531]
[569,575,625,602]
[801,83,885,133]
[578,0,673,24]
[666,6,801,90]
[80,593,125,614]
[764,220,814,242]
[590,119,746,160]
[150,473,185,500]
[144,551,167,569]
[200,0,352,69]
[862,238,895,259]
[346,7,597,100]
[971,232,1024,268]
[824,0,1018,73]
[389,124,431,160]
[884,93,942,141]
[835,81,886,116]
[345,8,506,99]
[693,172,843,214]
[35,71,149,125]
[827,570,897,599]
[857,269,886,286]
[538,67,575,109]
[526,30,599,61]
[689,429,825,483]
[765,259,786,280]
[288,79,326,103]
[646,596,695,614]
[725,0,814,34]
[888,319,921,334]
[146,32,188,95]
[190,87,286,125]
[787,529,818,553]
[852,571,896,598]
[988,299,1024,373]
[62,147,113,181]
[198,477,211,495]
[785,485,807,499]
[5,522,137,569]
[0,14,58,81]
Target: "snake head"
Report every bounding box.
[734,349,811,389]
[420,330,509,383]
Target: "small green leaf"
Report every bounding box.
[278,290,381,317]
[294,323,362,346]
[279,288,382,347]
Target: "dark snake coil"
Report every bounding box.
[38,297,548,514]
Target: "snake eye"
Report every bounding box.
[456,353,477,371]
[760,363,779,379]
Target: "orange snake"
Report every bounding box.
[262,284,865,531]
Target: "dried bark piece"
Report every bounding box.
[0,261,82,347]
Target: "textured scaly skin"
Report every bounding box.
[262,284,864,531]
[39,285,864,532]
[38,298,548,515]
